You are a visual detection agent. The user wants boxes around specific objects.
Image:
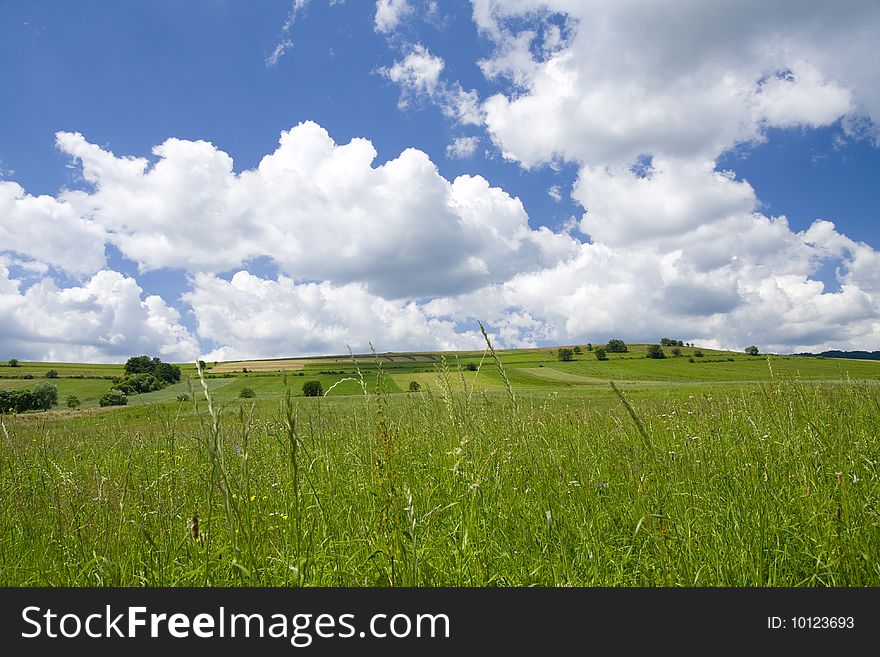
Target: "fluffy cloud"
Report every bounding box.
[57,122,577,299]
[476,1,877,167]
[446,136,481,159]
[424,219,880,354]
[375,0,413,33]
[0,266,198,362]
[0,180,106,275]
[185,271,485,361]
[381,44,482,125]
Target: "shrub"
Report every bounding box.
[586,343,593,351]
[45,369,59,379]
[606,339,628,353]
[302,380,323,397]
[688,357,695,363]
[198,360,207,371]
[114,373,163,395]
[65,394,81,409]
[176,394,191,402]
[31,382,59,410]
[595,347,608,361]
[242,367,249,374]
[573,345,582,354]
[8,359,20,368]
[645,344,665,359]
[239,387,256,399]
[0,389,35,413]
[22,374,33,379]
[693,350,704,358]
[671,347,682,357]
[99,389,128,407]
[408,380,421,392]
[745,345,759,356]
[466,363,478,371]
[557,347,574,362]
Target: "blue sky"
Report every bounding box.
[1,1,879,362]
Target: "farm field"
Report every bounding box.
[1,344,878,586]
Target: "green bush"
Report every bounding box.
[99,389,128,407]
[302,380,323,397]
[31,382,58,410]
[595,347,608,361]
[239,387,256,399]
[408,380,421,392]
[45,369,59,379]
[645,344,665,359]
[66,395,81,409]
[557,347,574,362]
[606,339,628,353]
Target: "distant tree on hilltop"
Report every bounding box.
[606,339,628,353]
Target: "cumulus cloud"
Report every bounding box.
[185,271,485,361]
[446,136,480,159]
[423,218,880,354]
[0,180,106,275]
[375,0,413,33]
[55,122,576,299]
[476,1,877,167]
[0,266,198,363]
[381,44,482,125]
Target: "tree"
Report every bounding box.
[114,373,163,395]
[99,389,128,407]
[408,380,421,392]
[31,382,58,410]
[153,362,181,384]
[45,369,59,379]
[239,387,256,399]
[7,359,19,367]
[198,360,207,371]
[671,347,682,357]
[645,344,666,359]
[595,347,608,361]
[745,345,759,356]
[0,389,34,413]
[124,355,157,375]
[586,343,593,351]
[693,350,704,358]
[573,345,582,354]
[302,380,323,397]
[606,339,628,353]
[557,347,574,362]
[66,395,81,409]
[466,363,478,371]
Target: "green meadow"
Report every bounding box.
[1,344,878,586]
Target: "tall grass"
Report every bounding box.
[0,375,877,586]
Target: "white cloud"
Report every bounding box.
[0,266,198,363]
[54,122,577,299]
[446,136,480,159]
[185,271,485,361]
[547,184,562,202]
[375,0,413,33]
[265,0,309,68]
[475,1,879,168]
[0,180,106,275]
[381,44,483,125]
